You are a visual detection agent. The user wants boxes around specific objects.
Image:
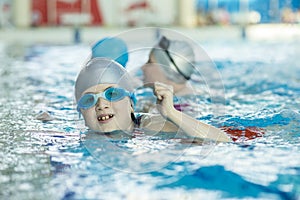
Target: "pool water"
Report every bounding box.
[0,39,299,200]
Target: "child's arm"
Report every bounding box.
[153,82,232,142]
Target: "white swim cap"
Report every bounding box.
[75,58,134,102]
[151,36,195,83]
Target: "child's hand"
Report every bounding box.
[152,82,176,118]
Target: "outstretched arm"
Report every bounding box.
[153,82,232,142]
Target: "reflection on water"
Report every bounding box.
[0,41,299,199]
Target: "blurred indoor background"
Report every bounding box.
[0,0,299,43]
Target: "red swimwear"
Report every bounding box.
[221,126,265,142]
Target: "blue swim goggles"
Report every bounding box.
[77,87,136,110]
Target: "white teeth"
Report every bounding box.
[105,116,109,120]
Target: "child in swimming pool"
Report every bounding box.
[75,58,231,142]
[137,35,197,113]
[88,36,264,142]
[141,35,195,96]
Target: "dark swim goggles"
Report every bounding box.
[158,36,191,80]
[77,87,135,110]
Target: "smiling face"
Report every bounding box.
[79,83,134,132]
